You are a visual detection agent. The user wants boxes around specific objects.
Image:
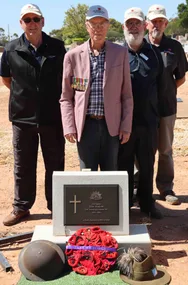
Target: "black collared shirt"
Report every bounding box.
[125,39,166,127]
[145,33,188,116]
[23,34,43,64]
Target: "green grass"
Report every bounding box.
[18,270,127,285]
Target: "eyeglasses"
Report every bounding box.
[87,21,109,30]
[22,17,41,24]
[125,20,143,28]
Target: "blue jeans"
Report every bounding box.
[77,117,119,171]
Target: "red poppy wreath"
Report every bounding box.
[65,226,118,275]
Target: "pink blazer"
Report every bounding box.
[60,40,133,142]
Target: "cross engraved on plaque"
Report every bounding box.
[69,195,81,214]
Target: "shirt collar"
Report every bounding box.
[23,32,47,51]
[125,38,150,53]
[145,33,166,45]
[88,39,106,55]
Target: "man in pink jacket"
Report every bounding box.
[60,5,133,170]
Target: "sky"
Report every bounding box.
[0,0,186,37]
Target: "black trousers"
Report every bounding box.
[77,117,119,171]
[118,125,158,212]
[12,123,65,212]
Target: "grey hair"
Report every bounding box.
[117,247,147,278]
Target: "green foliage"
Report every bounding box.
[178,0,188,28]
[62,4,89,42]
[71,38,86,43]
[109,18,123,34]
[64,38,72,45]
[49,29,64,40]
[108,18,124,41]
[0,27,19,45]
[107,30,124,42]
[49,4,124,43]
[165,17,186,36]
[0,27,8,46]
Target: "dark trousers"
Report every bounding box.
[77,117,119,171]
[12,123,65,212]
[118,125,157,211]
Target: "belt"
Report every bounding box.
[88,115,105,120]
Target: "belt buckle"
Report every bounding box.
[89,114,104,120]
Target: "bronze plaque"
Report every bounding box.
[64,184,119,225]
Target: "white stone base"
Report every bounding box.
[32,224,151,255]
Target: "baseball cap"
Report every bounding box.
[124,7,145,22]
[147,4,168,21]
[86,5,109,20]
[20,3,43,19]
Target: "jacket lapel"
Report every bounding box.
[80,41,91,96]
[103,40,114,87]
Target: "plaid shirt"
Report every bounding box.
[87,42,105,116]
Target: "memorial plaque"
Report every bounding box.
[64,184,119,225]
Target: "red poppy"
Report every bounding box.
[65,226,118,275]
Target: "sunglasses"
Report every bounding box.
[22,17,41,24]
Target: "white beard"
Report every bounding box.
[151,29,163,39]
[124,30,145,47]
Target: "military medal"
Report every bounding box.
[71,77,89,90]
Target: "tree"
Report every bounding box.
[109,18,123,34]
[0,28,8,46]
[62,4,89,42]
[178,0,188,28]
[165,17,186,36]
[11,33,18,40]
[107,30,124,42]
[0,28,19,45]
[49,29,64,40]
[108,18,124,41]
[49,4,124,44]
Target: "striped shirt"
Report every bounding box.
[87,42,105,116]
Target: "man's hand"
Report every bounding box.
[65,133,77,143]
[2,77,11,89]
[119,131,130,144]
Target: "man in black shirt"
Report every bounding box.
[146,4,188,205]
[118,7,166,219]
[0,4,66,226]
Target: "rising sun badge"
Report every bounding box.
[90,191,102,201]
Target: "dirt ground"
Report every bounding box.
[0,76,188,285]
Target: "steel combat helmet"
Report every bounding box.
[18,240,66,281]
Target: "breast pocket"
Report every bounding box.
[161,52,176,71]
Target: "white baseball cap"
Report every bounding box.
[147,4,168,21]
[20,3,43,19]
[86,5,109,20]
[124,7,145,22]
